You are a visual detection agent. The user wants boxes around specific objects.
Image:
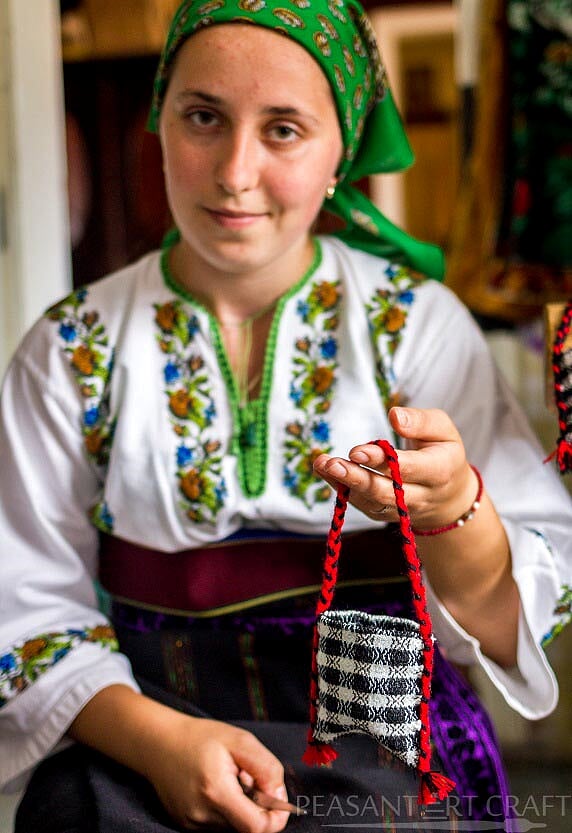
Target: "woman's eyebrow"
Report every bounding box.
[174,90,222,105]
[174,90,319,123]
[264,106,319,124]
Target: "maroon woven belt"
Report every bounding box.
[98,527,404,614]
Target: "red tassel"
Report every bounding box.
[557,440,572,473]
[418,771,456,805]
[302,742,338,767]
[544,439,572,473]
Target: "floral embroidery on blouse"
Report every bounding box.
[542,584,572,646]
[366,264,423,409]
[47,288,116,533]
[0,626,118,707]
[155,301,227,523]
[283,280,341,507]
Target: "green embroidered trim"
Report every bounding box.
[366,263,425,411]
[283,276,342,507]
[161,239,323,498]
[542,584,572,647]
[0,626,118,707]
[154,295,227,523]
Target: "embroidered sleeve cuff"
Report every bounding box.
[0,644,139,791]
[425,523,561,721]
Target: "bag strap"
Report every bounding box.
[303,439,456,806]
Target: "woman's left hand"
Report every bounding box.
[313,406,477,530]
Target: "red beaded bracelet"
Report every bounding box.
[412,465,484,537]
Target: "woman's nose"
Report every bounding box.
[215,128,260,196]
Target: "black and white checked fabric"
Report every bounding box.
[313,610,424,767]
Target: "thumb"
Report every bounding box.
[389,407,459,445]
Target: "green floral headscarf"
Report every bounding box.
[148,0,445,280]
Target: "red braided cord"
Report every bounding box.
[305,440,435,776]
[306,485,350,739]
[545,301,572,474]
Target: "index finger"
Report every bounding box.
[218,737,288,833]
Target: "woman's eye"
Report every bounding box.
[187,110,218,127]
[269,124,298,142]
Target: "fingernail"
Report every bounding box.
[351,451,369,463]
[327,461,347,477]
[393,407,409,427]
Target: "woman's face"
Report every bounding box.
[159,24,343,280]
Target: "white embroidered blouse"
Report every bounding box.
[1,237,571,790]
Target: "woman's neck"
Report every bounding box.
[168,235,315,323]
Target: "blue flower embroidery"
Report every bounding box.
[296,300,310,321]
[0,654,17,673]
[164,362,181,384]
[320,337,338,359]
[188,316,200,338]
[59,323,77,342]
[177,445,194,467]
[215,483,228,502]
[204,400,216,425]
[84,406,100,426]
[398,290,414,304]
[311,420,330,442]
[283,466,299,489]
[289,383,303,405]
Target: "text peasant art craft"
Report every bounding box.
[303,439,456,806]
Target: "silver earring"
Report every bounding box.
[325,183,336,199]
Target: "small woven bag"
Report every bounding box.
[303,439,456,805]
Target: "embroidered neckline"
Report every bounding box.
[160,236,323,498]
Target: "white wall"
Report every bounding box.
[0,3,69,828]
[0,0,70,380]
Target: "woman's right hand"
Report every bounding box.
[69,685,289,833]
[145,713,290,832]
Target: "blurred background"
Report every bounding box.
[0,0,571,830]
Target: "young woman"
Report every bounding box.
[1,1,571,831]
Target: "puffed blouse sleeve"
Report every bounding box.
[392,281,572,721]
[0,320,139,792]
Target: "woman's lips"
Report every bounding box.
[205,208,268,229]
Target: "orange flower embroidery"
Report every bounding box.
[155,302,177,332]
[315,282,339,309]
[21,639,48,661]
[311,366,334,394]
[87,625,116,642]
[85,429,104,457]
[169,390,191,418]
[71,345,96,375]
[383,307,406,333]
[180,469,204,501]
